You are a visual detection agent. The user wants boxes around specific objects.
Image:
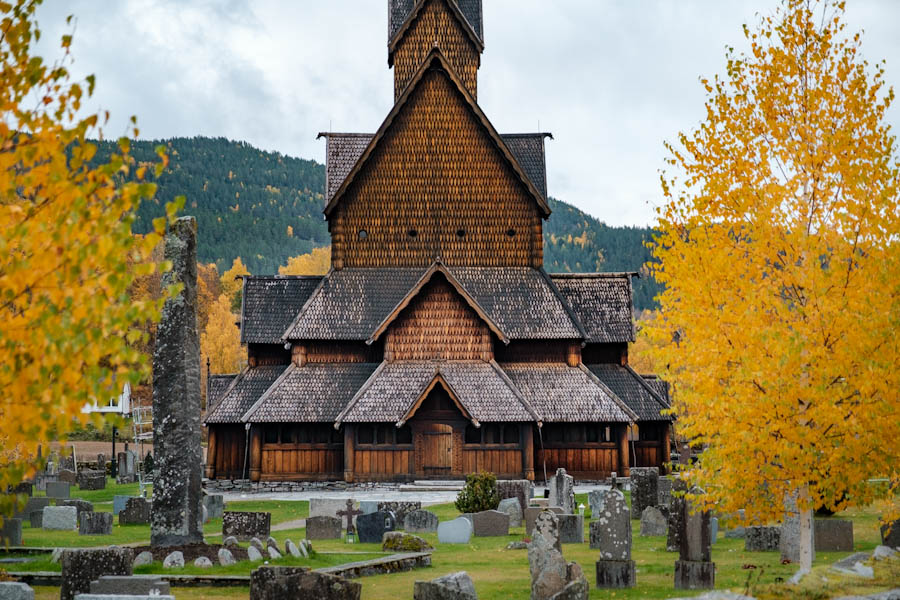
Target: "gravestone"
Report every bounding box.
[780,490,815,565]
[113,495,136,516]
[223,511,271,541]
[471,510,509,537]
[195,556,213,568]
[285,540,302,558]
[59,499,93,519]
[10,482,33,497]
[525,506,564,536]
[745,526,781,551]
[16,497,49,520]
[202,494,226,521]
[162,551,184,569]
[46,481,70,499]
[814,518,853,552]
[1,518,23,546]
[90,576,170,596]
[76,470,106,491]
[58,469,77,485]
[306,516,342,540]
[674,487,715,590]
[43,506,77,530]
[116,452,136,484]
[0,582,33,600]
[119,497,151,525]
[437,517,472,544]
[336,499,363,536]
[658,477,673,506]
[356,510,396,544]
[667,478,687,552]
[249,537,264,552]
[640,506,668,536]
[377,501,421,524]
[79,512,113,535]
[497,479,533,514]
[588,489,607,520]
[404,509,439,534]
[413,571,477,600]
[249,566,361,600]
[151,216,204,548]
[267,546,282,559]
[711,517,719,544]
[382,532,433,553]
[96,454,107,471]
[29,511,42,529]
[133,552,153,567]
[497,497,523,528]
[881,519,900,548]
[248,546,264,562]
[630,467,659,520]
[310,498,357,522]
[528,510,589,599]
[218,548,236,566]
[60,547,133,600]
[548,468,575,514]
[592,489,635,588]
[558,514,584,544]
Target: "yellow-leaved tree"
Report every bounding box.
[279,246,331,276]
[649,0,900,575]
[0,0,177,509]
[201,294,243,377]
[220,256,249,310]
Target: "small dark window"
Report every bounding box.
[544,424,563,443]
[396,425,412,445]
[376,425,391,445]
[465,424,481,444]
[408,228,418,238]
[358,425,374,444]
[331,427,343,444]
[358,229,368,239]
[264,426,279,444]
[484,424,501,444]
[565,426,583,444]
[314,426,330,444]
[506,228,516,237]
[639,426,660,442]
[293,425,309,444]
[456,228,466,238]
[503,424,519,445]
[586,425,599,443]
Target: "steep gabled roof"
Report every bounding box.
[204,365,287,424]
[586,363,671,422]
[241,276,324,344]
[207,374,238,411]
[388,0,483,65]
[318,132,551,202]
[323,48,551,218]
[550,273,636,343]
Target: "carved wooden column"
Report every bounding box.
[205,427,217,479]
[343,424,355,483]
[661,422,672,474]
[617,424,630,478]
[249,426,262,482]
[522,424,535,481]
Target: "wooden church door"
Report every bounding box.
[422,423,453,475]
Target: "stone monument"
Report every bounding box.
[593,489,635,588]
[548,468,575,514]
[150,216,204,547]
[630,467,659,519]
[673,487,715,590]
[527,510,588,600]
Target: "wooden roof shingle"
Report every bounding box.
[204,365,287,424]
[207,374,237,412]
[388,0,483,47]
[550,273,636,343]
[587,364,671,422]
[241,276,323,344]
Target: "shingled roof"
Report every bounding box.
[587,364,671,422]
[319,132,550,202]
[336,360,536,424]
[389,0,482,44]
[282,265,583,342]
[500,363,635,423]
[550,273,635,343]
[241,276,323,344]
[243,362,380,423]
[204,365,287,424]
[207,374,237,410]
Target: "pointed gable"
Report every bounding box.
[328,50,549,271]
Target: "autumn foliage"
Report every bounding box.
[201,294,243,376]
[648,0,900,544]
[278,246,331,276]
[0,0,176,502]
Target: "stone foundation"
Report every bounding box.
[595,559,635,588]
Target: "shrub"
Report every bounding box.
[455,471,500,513]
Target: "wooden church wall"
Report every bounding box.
[207,425,247,480]
[534,423,629,479]
[292,340,383,365]
[332,69,543,269]
[393,0,479,101]
[384,276,491,361]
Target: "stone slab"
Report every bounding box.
[46,481,70,499]
[223,511,271,541]
[203,494,226,521]
[590,490,631,560]
[0,582,34,600]
[471,510,509,537]
[814,518,853,552]
[249,565,361,600]
[524,506,564,536]
[377,501,420,524]
[1,518,23,546]
[640,506,667,536]
[674,560,715,590]
[16,497,50,521]
[557,514,584,544]
[437,517,472,544]
[356,510,396,544]
[89,576,170,595]
[745,526,780,551]
[119,497,150,526]
[404,510,439,534]
[595,559,635,589]
[630,467,659,520]
[497,479,533,514]
[306,516,342,540]
[548,468,575,514]
[43,506,77,530]
[881,519,900,548]
[497,498,523,528]
[79,512,113,535]
[60,547,133,600]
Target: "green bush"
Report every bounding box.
[455,471,500,513]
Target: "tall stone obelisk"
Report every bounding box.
[151,216,204,547]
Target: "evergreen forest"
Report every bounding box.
[99,136,661,309]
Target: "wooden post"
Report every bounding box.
[205,427,217,479]
[566,342,580,367]
[523,424,535,481]
[343,424,355,483]
[249,426,262,482]
[661,423,672,474]
[618,424,630,478]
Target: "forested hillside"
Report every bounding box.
[103,136,661,309]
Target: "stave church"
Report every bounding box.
[204,0,672,483]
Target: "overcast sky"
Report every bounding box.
[35,1,900,227]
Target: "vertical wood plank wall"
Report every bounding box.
[352,449,414,480]
[462,448,522,476]
[259,447,344,481]
[212,425,247,480]
[535,446,620,479]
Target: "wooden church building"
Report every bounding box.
[204,0,672,483]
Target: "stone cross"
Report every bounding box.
[336,499,363,535]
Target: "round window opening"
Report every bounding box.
[506,228,516,238]
[456,228,466,238]
[358,229,368,239]
[408,228,418,238]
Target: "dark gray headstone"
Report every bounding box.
[629,467,659,519]
[119,497,151,525]
[223,511,271,541]
[666,478,687,552]
[9,482,33,497]
[376,501,420,524]
[591,489,631,560]
[116,452,135,484]
[497,498,523,528]
[525,506,564,536]
[58,499,93,518]
[814,518,853,552]
[471,510,509,537]
[79,512,113,535]
[76,470,105,490]
[640,506,668,536]
[16,497,49,520]
[557,514,584,544]
[881,519,900,548]
[90,575,170,596]
[356,510,396,544]
[745,526,781,551]
[60,547,133,600]
[1,518,23,546]
[673,487,714,590]
[29,510,42,529]
[151,216,204,548]
[497,479,533,514]
[404,509,439,534]
[548,468,575,514]
[203,494,226,521]
[46,481,70,499]
[658,477,673,506]
[249,566,361,600]
[528,510,590,597]
[413,571,477,600]
[306,516,342,540]
[58,469,77,485]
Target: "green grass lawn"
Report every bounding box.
[6,483,898,599]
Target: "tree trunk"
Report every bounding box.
[797,486,814,574]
